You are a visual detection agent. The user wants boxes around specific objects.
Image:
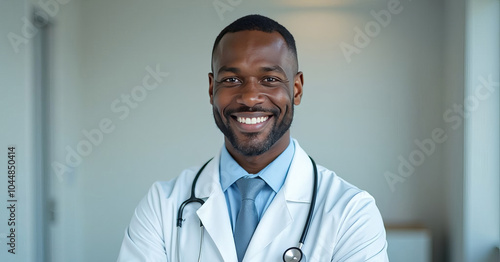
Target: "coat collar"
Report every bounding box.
[282,139,315,203]
[194,139,315,261]
[194,149,221,199]
[194,139,314,203]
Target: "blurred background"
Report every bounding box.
[1,0,499,261]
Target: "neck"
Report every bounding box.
[225,132,291,174]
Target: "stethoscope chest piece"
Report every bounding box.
[283,247,303,262]
[178,156,317,262]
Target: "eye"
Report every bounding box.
[216,77,242,87]
[261,76,284,87]
[223,77,240,83]
[263,76,279,82]
[217,77,242,87]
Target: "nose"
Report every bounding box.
[236,80,266,107]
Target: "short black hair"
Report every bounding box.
[211,14,298,73]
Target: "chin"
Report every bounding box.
[232,130,286,156]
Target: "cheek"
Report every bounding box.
[212,90,233,113]
[270,89,294,110]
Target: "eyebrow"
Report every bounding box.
[217,66,240,75]
[216,65,286,75]
[260,65,286,75]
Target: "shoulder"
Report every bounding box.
[292,140,377,211]
[147,165,202,200]
[131,164,208,225]
[315,165,388,260]
[316,164,371,200]
[315,164,381,221]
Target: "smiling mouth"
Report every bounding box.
[236,116,270,125]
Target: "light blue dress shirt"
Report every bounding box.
[219,139,295,232]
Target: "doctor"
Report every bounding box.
[118,14,388,262]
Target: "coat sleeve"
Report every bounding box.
[331,191,389,262]
[117,183,169,262]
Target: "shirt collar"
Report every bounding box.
[219,138,295,193]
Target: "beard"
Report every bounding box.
[213,104,293,156]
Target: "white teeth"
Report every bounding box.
[237,116,269,125]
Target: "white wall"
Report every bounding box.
[464,0,500,261]
[443,0,500,261]
[443,0,466,261]
[2,0,85,261]
[57,0,449,261]
[6,0,497,261]
[36,0,85,261]
[0,0,37,261]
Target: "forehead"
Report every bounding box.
[212,30,293,73]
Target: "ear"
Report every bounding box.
[208,72,214,105]
[293,71,304,105]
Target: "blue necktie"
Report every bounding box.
[234,177,266,262]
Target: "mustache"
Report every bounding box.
[224,106,279,117]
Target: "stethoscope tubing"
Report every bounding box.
[299,156,318,245]
[176,158,213,228]
[176,156,318,262]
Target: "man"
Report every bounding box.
[118,14,388,262]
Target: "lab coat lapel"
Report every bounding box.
[244,140,314,260]
[244,188,292,259]
[195,152,238,262]
[282,141,314,204]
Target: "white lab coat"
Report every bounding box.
[118,140,388,262]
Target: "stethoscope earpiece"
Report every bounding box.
[283,247,303,262]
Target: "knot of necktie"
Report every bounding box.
[236,177,266,201]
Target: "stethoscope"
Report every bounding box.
[177,156,318,262]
